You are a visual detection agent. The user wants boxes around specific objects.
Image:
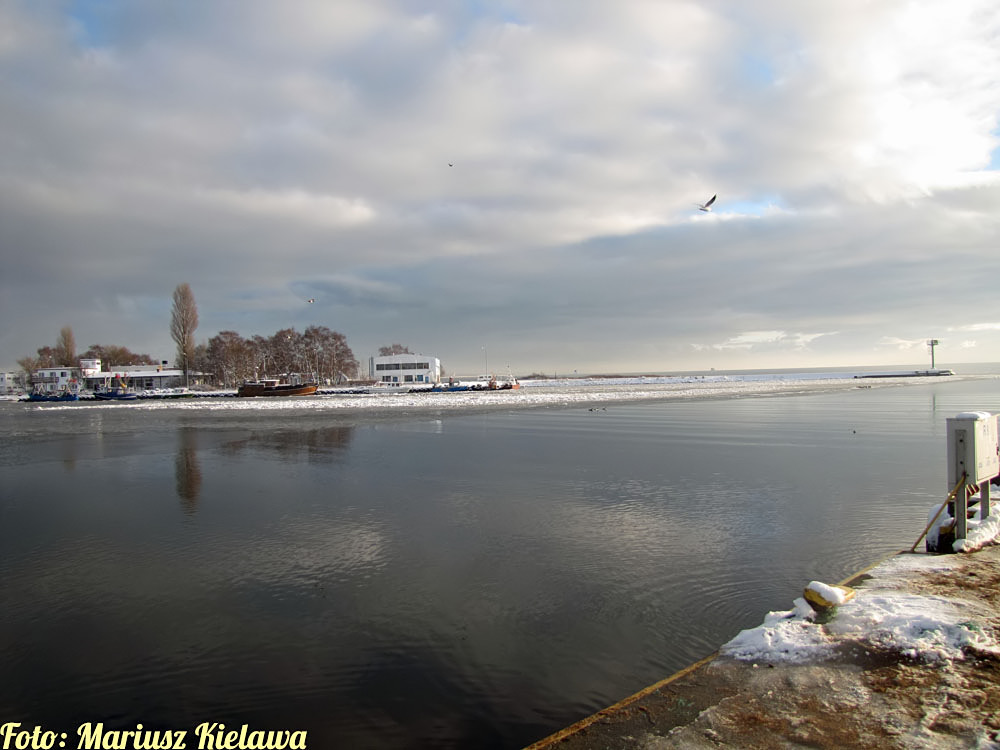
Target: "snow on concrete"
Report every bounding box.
[720,524,1000,666]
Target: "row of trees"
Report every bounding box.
[199,326,359,386]
[17,327,157,377]
[18,324,360,388]
[17,284,366,387]
[16,283,196,380]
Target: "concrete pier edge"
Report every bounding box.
[523,547,912,749]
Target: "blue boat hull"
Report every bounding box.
[93,391,138,401]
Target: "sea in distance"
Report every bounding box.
[2,363,999,749]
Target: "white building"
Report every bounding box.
[1,371,23,394]
[81,361,208,391]
[32,366,82,394]
[369,353,441,386]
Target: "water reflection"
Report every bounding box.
[220,425,355,462]
[175,428,202,513]
[2,376,997,749]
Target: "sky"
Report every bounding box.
[2,0,999,376]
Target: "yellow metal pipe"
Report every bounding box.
[908,475,966,553]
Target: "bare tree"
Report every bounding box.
[269,328,303,376]
[378,343,413,356]
[82,345,155,368]
[33,347,56,368]
[304,325,358,384]
[17,356,41,386]
[205,331,256,386]
[170,283,199,386]
[56,326,76,366]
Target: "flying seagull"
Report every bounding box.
[307,298,315,304]
[697,194,717,212]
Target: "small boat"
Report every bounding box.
[93,375,138,400]
[93,387,138,401]
[490,376,520,390]
[237,378,319,397]
[436,372,521,392]
[25,389,79,402]
[484,369,521,390]
[25,380,81,402]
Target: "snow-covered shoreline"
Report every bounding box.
[3,370,983,410]
[721,508,1000,666]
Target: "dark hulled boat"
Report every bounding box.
[237,379,319,397]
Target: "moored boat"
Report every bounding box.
[237,379,319,397]
[432,373,521,392]
[490,376,520,390]
[93,387,138,401]
[93,375,138,400]
[25,389,79,402]
[25,380,81,402]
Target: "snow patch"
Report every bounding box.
[828,592,995,661]
[721,516,1000,665]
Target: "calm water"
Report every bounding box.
[2,373,998,748]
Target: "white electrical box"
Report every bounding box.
[947,412,1000,488]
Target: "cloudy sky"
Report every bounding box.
[2,0,999,375]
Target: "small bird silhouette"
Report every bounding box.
[448,163,453,167]
[697,194,717,212]
[307,298,315,304]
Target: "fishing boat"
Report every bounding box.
[93,375,139,401]
[237,378,319,397]
[431,372,521,392]
[93,385,139,400]
[25,387,79,402]
[489,375,520,390]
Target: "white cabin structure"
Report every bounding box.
[80,361,208,391]
[369,353,441,386]
[1,371,24,394]
[32,366,82,395]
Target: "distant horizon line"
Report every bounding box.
[517,361,999,378]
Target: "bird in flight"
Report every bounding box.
[307,298,315,304]
[697,194,717,212]
[448,163,453,167]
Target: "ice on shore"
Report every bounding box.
[720,518,1000,665]
[1,370,947,410]
[925,497,1000,553]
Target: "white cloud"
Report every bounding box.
[878,337,930,351]
[1,0,999,373]
[949,322,1000,332]
[706,330,837,352]
[199,188,375,227]
[716,331,788,350]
